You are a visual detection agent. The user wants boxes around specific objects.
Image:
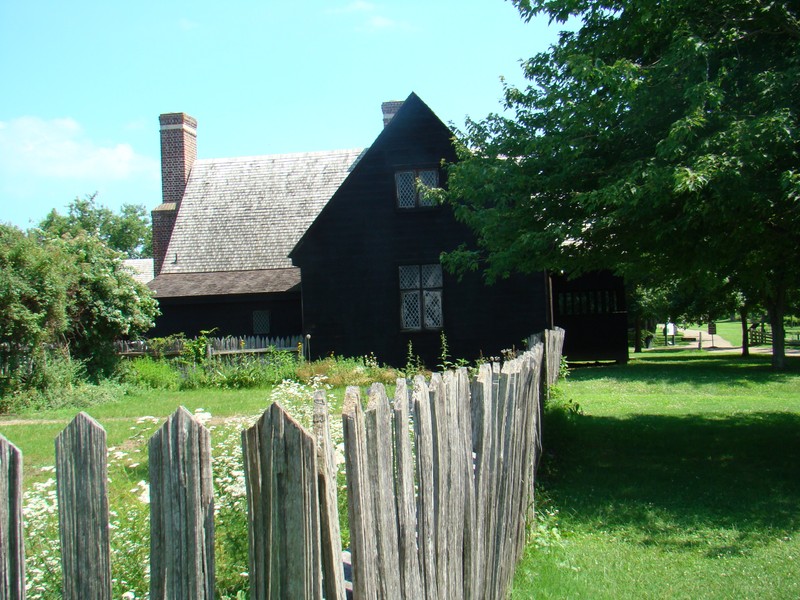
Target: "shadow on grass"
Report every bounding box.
[569,352,800,387]
[541,409,800,558]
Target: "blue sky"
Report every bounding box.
[0,1,566,228]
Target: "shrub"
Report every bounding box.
[296,354,399,387]
[119,357,181,390]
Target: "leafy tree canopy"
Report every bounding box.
[39,193,152,258]
[0,223,159,385]
[445,0,799,367]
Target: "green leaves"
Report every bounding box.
[445,0,799,365]
[0,223,159,386]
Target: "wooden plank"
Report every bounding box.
[342,387,377,599]
[0,435,24,600]
[520,347,544,541]
[412,375,438,600]
[454,367,476,600]
[469,363,493,598]
[55,412,111,600]
[243,403,323,599]
[148,406,215,599]
[485,366,508,600]
[393,379,423,599]
[440,370,465,600]
[365,384,402,598]
[313,391,346,600]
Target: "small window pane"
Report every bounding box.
[423,290,443,328]
[401,291,421,329]
[399,265,420,290]
[420,264,442,288]
[418,170,438,206]
[396,171,416,208]
[253,310,270,335]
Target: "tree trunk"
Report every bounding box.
[740,305,750,357]
[767,285,787,370]
[634,314,643,353]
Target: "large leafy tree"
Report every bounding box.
[40,193,152,258]
[0,223,158,387]
[445,0,799,368]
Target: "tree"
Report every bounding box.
[40,193,152,258]
[0,223,159,389]
[54,233,159,376]
[0,225,69,386]
[445,0,799,368]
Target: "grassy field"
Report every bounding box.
[513,350,800,599]
[2,350,798,598]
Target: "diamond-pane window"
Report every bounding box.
[399,264,443,330]
[418,169,438,206]
[395,171,416,208]
[399,265,421,290]
[401,291,422,329]
[395,168,440,209]
[253,310,270,335]
[423,290,443,328]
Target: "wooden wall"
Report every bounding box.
[151,292,302,339]
[292,95,549,367]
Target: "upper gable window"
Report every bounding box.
[395,169,439,209]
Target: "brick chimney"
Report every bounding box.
[152,112,197,276]
[381,100,404,127]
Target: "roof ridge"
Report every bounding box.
[195,148,365,164]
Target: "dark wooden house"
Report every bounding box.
[148,94,628,365]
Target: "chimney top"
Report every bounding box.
[159,112,197,133]
[381,101,404,128]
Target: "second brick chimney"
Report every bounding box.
[152,112,197,276]
[381,101,404,128]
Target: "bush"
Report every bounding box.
[119,357,181,390]
[296,354,399,387]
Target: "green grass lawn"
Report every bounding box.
[4,351,799,598]
[513,351,800,599]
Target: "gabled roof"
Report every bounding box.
[159,148,365,275]
[291,92,452,259]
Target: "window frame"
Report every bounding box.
[399,263,444,331]
[395,168,440,210]
[252,309,271,335]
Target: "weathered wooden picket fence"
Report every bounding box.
[0,328,565,599]
[115,335,303,357]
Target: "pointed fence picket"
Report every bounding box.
[2,329,564,600]
[149,407,215,599]
[0,435,24,600]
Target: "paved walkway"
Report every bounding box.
[678,328,800,356]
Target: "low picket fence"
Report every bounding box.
[0,328,565,599]
[115,335,303,357]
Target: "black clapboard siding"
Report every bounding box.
[292,93,549,366]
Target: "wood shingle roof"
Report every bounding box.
[159,148,365,276]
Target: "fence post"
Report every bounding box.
[364,383,402,598]
[392,379,423,599]
[55,412,111,600]
[0,435,24,600]
[243,402,323,599]
[341,386,377,599]
[313,391,346,600]
[149,407,215,599]
[411,375,439,600]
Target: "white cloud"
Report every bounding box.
[0,116,158,181]
[326,1,411,31]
